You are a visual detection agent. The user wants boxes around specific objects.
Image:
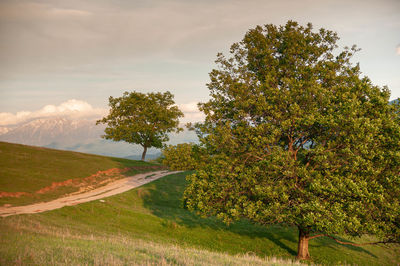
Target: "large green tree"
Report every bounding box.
[183,21,400,260]
[97,91,183,160]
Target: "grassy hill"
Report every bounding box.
[0,142,399,264]
[1,170,399,265]
[0,141,163,206]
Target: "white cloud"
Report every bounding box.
[397,44,400,55]
[178,102,205,123]
[179,102,200,113]
[0,99,205,126]
[0,99,107,126]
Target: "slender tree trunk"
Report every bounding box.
[297,227,310,260]
[141,146,148,161]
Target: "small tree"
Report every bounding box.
[97,91,184,160]
[162,143,207,170]
[183,21,400,260]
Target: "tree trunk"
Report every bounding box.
[297,227,310,260]
[141,146,147,161]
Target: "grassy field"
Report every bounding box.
[0,141,163,206]
[1,172,399,265]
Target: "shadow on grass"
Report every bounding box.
[141,172,297,256]
[310,235,377,258]
[141,171,376,259]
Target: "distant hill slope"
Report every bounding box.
[124,152,162,161]
[0,141,163,206]
[0,117,198,158]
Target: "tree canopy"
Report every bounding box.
[97,91,183,160]
[183,21,400,260]
[162,143,207,170]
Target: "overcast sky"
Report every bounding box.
[0,0,399,125]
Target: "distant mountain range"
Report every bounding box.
[0,117,198,158]
[0,118,103,147]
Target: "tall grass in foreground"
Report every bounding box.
[0,229,306,266]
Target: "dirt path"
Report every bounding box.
[0,170,181,217]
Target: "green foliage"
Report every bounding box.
[183,21,400,258]
[97,91,184,160]
[162,143,196,170]
[162,143,207,170]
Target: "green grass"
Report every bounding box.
[1,172,399,265]
[0,141,162,206]
[0,230,305,266]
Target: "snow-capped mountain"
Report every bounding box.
[0,117,104,146]
[0,117,198,158]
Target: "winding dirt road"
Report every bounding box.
[0,170,181,217]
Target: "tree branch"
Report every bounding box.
[294,135,309,151]
[307,234,325,240]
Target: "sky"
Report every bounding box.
[0,0,399,126]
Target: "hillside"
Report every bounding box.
[0,172,399,265]
[0,142,399,265]
[0,141,163,206]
